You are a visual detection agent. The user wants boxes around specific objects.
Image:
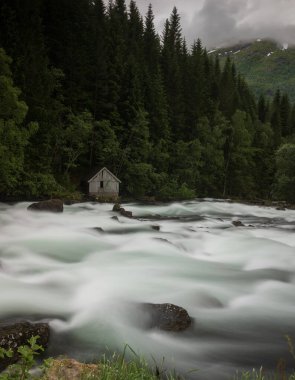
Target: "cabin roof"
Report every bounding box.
[88,167,121,183]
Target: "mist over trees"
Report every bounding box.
[0,0,294,201]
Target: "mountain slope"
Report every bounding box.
[211,40,295,102]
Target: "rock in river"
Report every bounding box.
[0,321,50,371]
[232,220,244,227]
[112,203,133,218]
[28,199,63,213]
[140,303,192,332]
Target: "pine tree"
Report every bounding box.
[271,89,282,147]
[280,93,291,137]
[105,0,129,125]
[143,4,169,141]
[258,95,267,123]
[219,58,239,118]
[88,0,108,119]
[161,7,185,139]
[42,0,94,111]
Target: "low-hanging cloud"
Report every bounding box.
[134,0,295,48]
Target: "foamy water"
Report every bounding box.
[0,200,295,379]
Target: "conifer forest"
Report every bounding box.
[0,0,295,201]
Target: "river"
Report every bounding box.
[0,200,295,379]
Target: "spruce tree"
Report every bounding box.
[161,7,185,139]
[280,93,291,137]
[143,4,169,142]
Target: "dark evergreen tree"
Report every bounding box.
[258,95,268,123]
[161,7,185,139]
[219,58,238,118]
[143,4,169,142]
[280,93,291,137]
[271,89,282,147]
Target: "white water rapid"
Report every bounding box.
[0,200,295,379]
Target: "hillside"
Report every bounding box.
[211,39,295,102]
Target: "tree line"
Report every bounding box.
[0,0,294,201]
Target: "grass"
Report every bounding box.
[234,368,295,380]
[41,345,186,380]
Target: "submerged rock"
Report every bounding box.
[151,225,160,231]
[232,220,244,227]
[0,321,50,371]
[112,203,121,212]
[140,303,192,332]
[112,203,133,218]
[92,227,104,233]
[119,208,133,218]
[28,199,63,213]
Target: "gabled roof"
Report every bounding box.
[88,167,121,183]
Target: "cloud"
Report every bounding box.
[133,0,295,48]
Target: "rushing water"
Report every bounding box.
[0,200,295,379]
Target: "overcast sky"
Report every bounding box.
[134,0,295,48]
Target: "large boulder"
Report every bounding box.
[28,199,63,213]
[140,303,192,332]
[0,321,50,371]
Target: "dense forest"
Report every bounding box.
[0,0,295,201]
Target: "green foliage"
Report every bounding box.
[0,48,37,196]
[0,336,43,380]
[170,139,202,189]
[157,178,196,201]
[223,110,256,197]
[124,162,156,197]
[19,173,63,198]
[273,143,295,202]
[0,348,13,360]
[198,115,226,196]
[92,119,121,169]
[61,112,93,174]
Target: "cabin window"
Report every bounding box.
[100,181,103,188]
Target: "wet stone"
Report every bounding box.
[140,303,192,332]
[92,227,104,233]
[232,220,245,227]
[0,321,50,371]
[151,225,160,231]
[28,199,63,213]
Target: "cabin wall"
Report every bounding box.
[88,169,120,195]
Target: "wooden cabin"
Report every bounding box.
[88,167,121,196]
